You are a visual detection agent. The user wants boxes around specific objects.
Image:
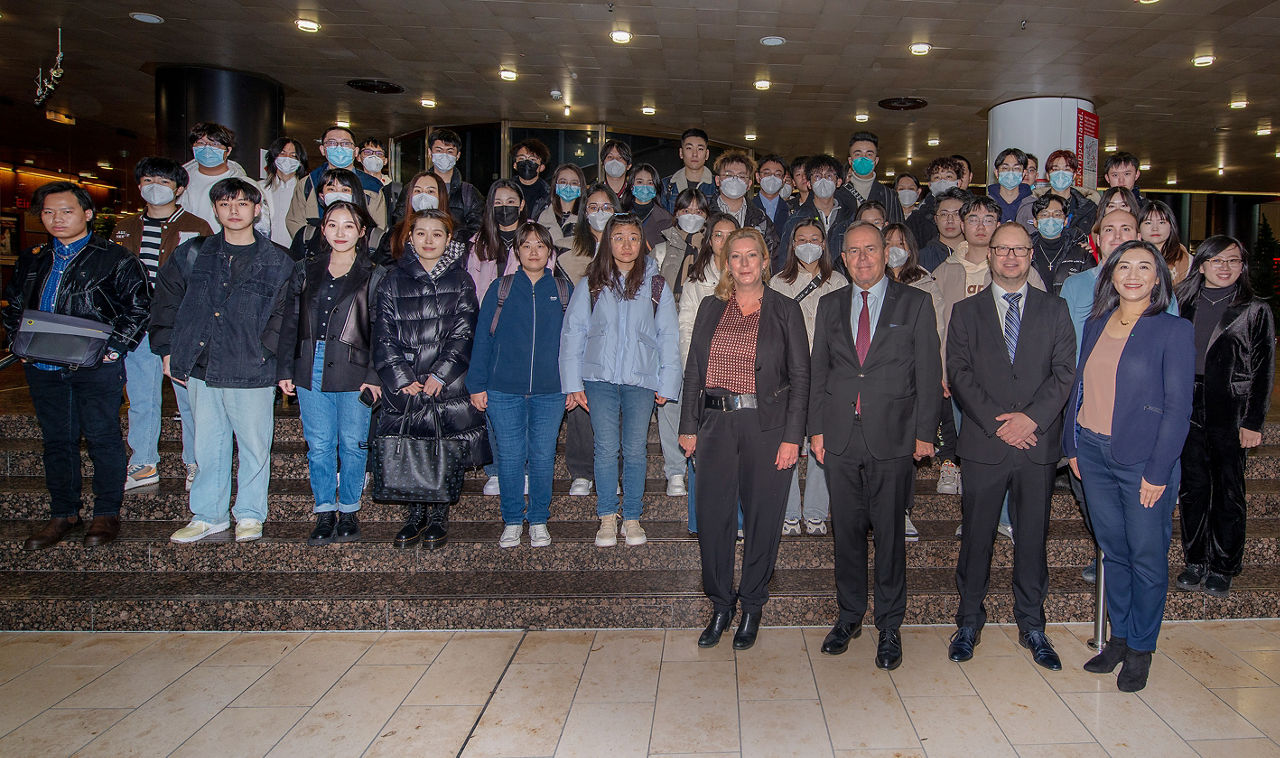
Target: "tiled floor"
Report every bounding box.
[0,621,1278,757]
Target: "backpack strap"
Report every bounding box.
[650,273,665,316]
[182,235,208,275]
[554,276,570,313]
[792,275,823,303]
[489,273,517,336]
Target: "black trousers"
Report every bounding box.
[24,361,127,519]
[826,423,912,629]
[564,406,594,480]
[954,452,1055,632]
[1180,380,1248,576]
[694,408,789,614]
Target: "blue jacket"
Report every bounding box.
[1059,266,1178,354]
[1062,311,1194,486]
[559,257,681,399]
[469,269,572,396]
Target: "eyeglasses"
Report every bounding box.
[360,149,386,158]
[965,215,999,227]
[991,245,1032,258]
[1037,212,1066,220]
[1207,257,1244,269]
[322,139,356,149]
[936,210,961,221]
[586,203,614,213]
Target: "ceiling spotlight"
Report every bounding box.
[884,170,895,177]
[906,158,913,166]
[1139,162,1151,171]
[744,133,757,141]
[335,119,350,128]
[564,105,571,116]
[926,137,940,147]
[1166,177,1177,185]
[420,98,436,108]
[610,29,633,44]
[1230,99,1248,109]
[1104,144,1117,152]
[1192,54,1215,67]
[759,35,786,46]
[1258,127,1273,136]
[499,68,518,81]
[855,113,869,123]
[1218,167,1225,175]
[754,79,771,90]
[641,105,656,115]
[1137,0,1161,4]
[909,43,932,56]
[295,18,321,33]
[129,12,164,24]
[97,161,112,169]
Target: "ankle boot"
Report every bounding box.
[308,512,338,546]
[423,504,449,550]
[394,505,429,548]
[1117,648,1153,692]
[335,512,360,543]
[1083,636,1128,674]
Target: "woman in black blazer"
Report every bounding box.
[678,228,810,650]
[1174,235,1275,598]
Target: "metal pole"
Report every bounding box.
[1088,548,1107,649]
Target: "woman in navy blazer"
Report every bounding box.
[1063,240,1193,693]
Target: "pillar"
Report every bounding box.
[155,66,285,180]
[987,97,1098,190]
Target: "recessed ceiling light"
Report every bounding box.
[129,12,164,24]
[906,158,912,166]
[1192,54,1215,67]
[1166,177,1177,185]
[1138,0,1161,4]
[754,79,771,90]
[564,105,571,116]
[1104,144,1117,152]
[79,171,95,178]
[499,68,518,81]
[641,106,656,115]
[744,133,757,141]
[1218,167,1225,175]
[420,98,436,108]
[855,113,869,123]
[1139,162,1151,171]
[295,18,321,33]
[1230,99,1248,109]
[884,170,895,177]
[909,42,932,56]
[609,29,632,44]
[335,119,350,128]
[97,161,112,169]
[759,35,786,46]
[1258,127,1273,136]
[926,137,940,147]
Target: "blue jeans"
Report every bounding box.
[296,343,370,513]
[186,377,275,524]
[487,390,565,525]
[584,381,653,520]
[125,333,194,467]
[483,413,499,478]
[953,398,1011,528]
[785,442,830,520]
[687,457,743,533]
[1076,426,1178,651]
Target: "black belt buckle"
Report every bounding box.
[705,393,757,412]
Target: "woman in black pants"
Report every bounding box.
[679,228,810,650]
[1175,235,1275,597]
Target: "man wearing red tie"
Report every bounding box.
[809,221,941,669]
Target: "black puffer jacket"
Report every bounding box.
[371,241,491,467]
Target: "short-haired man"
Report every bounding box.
[835,132,904,225]
[3,182,150,549]
[1104,151,1143,204]
[1015,149,1100,241]
[425,128,484,241]
[1023,153,1040,188]
[661,128,718,212]
[112,157,213,491]
[512,138,552,220]
[810,221,941,668]
[713,151,779,255]
[917,187,970,273]
[360,137,404,226]
[152,178,294,545]
[989,148,1036,223]
[179,122,270,233]
[1029,194,1093,295]
[751,154,792,232]
[905,156,966,249]
[787,155,810,214]
[951,154,974,190]
[945,221,1076,671]
[776,154,855,274]
[599,139,632,199]
[285,124,388,237]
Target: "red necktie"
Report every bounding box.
[856,290,870,414]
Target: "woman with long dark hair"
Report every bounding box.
[560,183,621,285]
[624,162,674,249]
[1138,199,1191,284]
[289,168,375,261]
[260,137,309,247]
[1174,235,1275,597]
[537,163,587,252]
[375,171,451,265]
[467,178,530,300]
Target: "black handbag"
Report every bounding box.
[11,309,112,368]
[370,399,468,503]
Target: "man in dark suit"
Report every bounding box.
[945,222,1077,670]
[810,221,941,669]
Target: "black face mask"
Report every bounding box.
[493,205,521,227]
[515,160,540,180]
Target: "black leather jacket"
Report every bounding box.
[2,234,150,356]
[277,253,382,392]
[1182,294,1275,432]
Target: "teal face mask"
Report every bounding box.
[631,184,657,204]
[1049,170,1074,192]
[997,170,1022,190]
[851,156,875,176]
[1037,216,1065,238]
[192,145,225,168]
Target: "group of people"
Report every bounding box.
[4,120,1274,695]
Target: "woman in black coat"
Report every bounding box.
[372,208,491,549]
[1175,235,1275,597]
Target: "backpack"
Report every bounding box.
[489,273,570,336]
[589,274,666,315]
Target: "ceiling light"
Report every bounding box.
[79,171,95,178]
[926,137,940,147]
[96,161,112,169]
[641,106,656,115]
[1166,177,1177,185]
[1257,127,1273,136]
[744,133,757,141]
[759,36,786,46]
[295,18,321,33]
[754,79,771,90]
[1192,54,1215,67]
[335,119,350,128]
[564,105,571,116]
[906,158,912,166]
[1230,99,1248,109]
[499,68,518,81]
[609,29,632,44]
[1104,144,1117,152]
[884,170,895,177]
[1218,168,1225,175]
[855,113,869,123]
[419,98,436,108]
[1137,0,1161,4]
[909,43,932,56]
[1139,162,1151,171]
[129,12,164,24]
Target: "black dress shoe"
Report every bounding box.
[875,628,902,670]
[821,620,862,655]
[698,609,735,648]
[423,504,449,550]
[732,610,761,650]
[1083,636,1128,674]
[948,626,980,662]
[334,512,360,543]
[1203,571,1232,598]
[1176,564,1207,591]
[1020,630,1062,671]
[308,512,337,546]
[394,505,429,548]
[1117,649,1153,692]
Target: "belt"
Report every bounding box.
[704,392,757,411]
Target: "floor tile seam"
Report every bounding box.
[455,628,527,758]
[952,653,1023,752]
[543,635,592,758]
[1012,633,1099,741]
[1161,635,1277,690]
[1200,683,1277,742]
[350,654,437,758]
[45,631,218,714]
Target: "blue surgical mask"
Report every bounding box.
[555,183,581,202]
[631,184,657,204]
[1037,216,1065,239]
[851,156,875,176]
[1049,170,1074,192]
[192,145,225,168]
[326,145,355,169]
[997,170,1022,190]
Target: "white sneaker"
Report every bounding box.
[782,518,801,536]
[570,478,593,496]
[804,518,827,536]
[595,514,619,547]
[666,474,687,497]
[483,476,501,495]
[905,515,919,541]
[170,519,229,544]
[184,463,198,492]
[998,522,1014,542]
[124,463,159,490]
[955,524,963,537]
[499,523,522,548]
[235,519,263,543]
[622,519,647,546]
[936,460,961,495]
[529,523,552,547]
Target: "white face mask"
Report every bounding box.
[759,175,784,196]
[779,183,793,200]
[140,183,176,206]
[794,242,824,264]
[431,152,458,172]
[361,156,385,174]
[897,188,919,208]
[676,213,706,234]
[719,176,749,200]
[323,191,353,206]
[411,192,439,211]
[603,159,627,179]
[588,210,613,232]
[887,245,910,269]
[274,156,301,176]
[930,179,958,196]
[812,177,837,199]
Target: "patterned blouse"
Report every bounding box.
[706,295,760,394]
